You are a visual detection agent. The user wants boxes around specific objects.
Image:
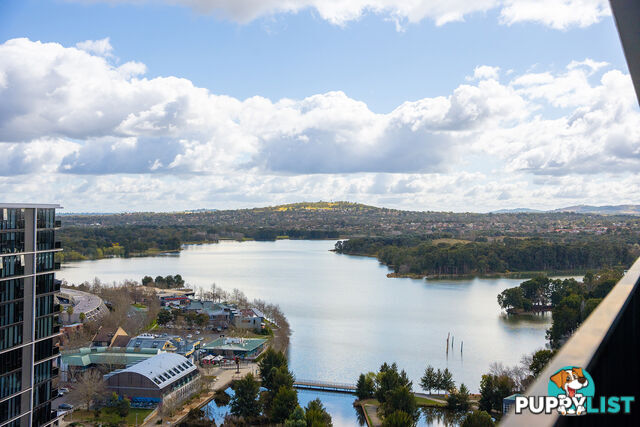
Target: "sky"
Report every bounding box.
[1,0,639,212]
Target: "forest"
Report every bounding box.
[334,236,637,276]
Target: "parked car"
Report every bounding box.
[59,387,69,394]
[58,403,73,411]
[186,334,193,338]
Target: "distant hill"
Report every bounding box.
[553,205,640,215]
[262,201,380,212]
[492,208,545,214]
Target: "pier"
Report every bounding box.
[293,379,357,394]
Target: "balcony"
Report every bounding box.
[53,262,60,270]
[502,257,640,426]
[53,304,61,313]
[54,220,61,228]
[54,241,61,249]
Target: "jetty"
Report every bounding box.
[293,379,357,393]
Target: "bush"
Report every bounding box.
[461,410,495,427]
[382,410,416,427]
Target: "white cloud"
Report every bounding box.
[500,0,610,30]
[72,0,611,29]
[76,37,114,57]
[468,65,501,81]
[2,38,640,211]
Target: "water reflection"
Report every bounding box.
[422,407,466,426]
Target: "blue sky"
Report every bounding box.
[1,0,639,212]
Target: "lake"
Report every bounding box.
[60,240,552,423]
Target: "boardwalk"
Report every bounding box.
[293,379,356,394]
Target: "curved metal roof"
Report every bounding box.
[107,352,197,388]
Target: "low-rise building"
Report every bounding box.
[105,353,200,406]
[183,300,234,328]
[92,326,130,348]
[127,333,202,359]
[60,347,161,381]
[233,307,265,331]
[202,337,267,359]
[58,287,109,324]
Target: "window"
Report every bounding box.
[0,279,23,302]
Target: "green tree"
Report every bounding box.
[157,309,173,325]
[381,386,419,422]
[79,312,86,322]
[258,349,288,390]
[447,383,470,411]
[420,365,437,394]
[284,406,306,427]
[271,366,295,392]
[382,410,416,427]
[439,368,455,394]
[356,373,375,400]
[305,398,332,427]
[375,363,412,404]
[141,275,154,286]
[461,410,495,427]
[271,386,299,423]
[230,373,262,419]
[497,287,526,311]
[117,398,131,418]
[478,374,515,413]
[529,349,555,377]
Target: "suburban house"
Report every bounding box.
[233,307,265,331]
[183,300,235,328]
[91,326,130,348]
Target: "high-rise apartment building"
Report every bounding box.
[0,204,62,427]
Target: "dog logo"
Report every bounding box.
[548,366,595,415]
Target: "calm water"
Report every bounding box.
[60,240,551,423]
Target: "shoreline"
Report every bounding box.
[61,240,587,280]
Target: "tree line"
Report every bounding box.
[57,225,339,261]
[335,236,635,276]
[498,269,623,348]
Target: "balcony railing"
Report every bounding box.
[502,257,640,426]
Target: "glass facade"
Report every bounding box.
[36,274,58,295]
[0,232,25,255]
[0,256,25,278]
[0,205,61,426]
[0,209,24,231]
[36,252,55,273]
[0,395,21,423]
[0,279,23,303]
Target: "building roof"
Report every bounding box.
[106,353,197,388]
[126,333,201,356]
[61,347,160,367]
[239,308,264,318]
[0,203,62,209]
[203,337,267,353]
[60,288,105,315]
